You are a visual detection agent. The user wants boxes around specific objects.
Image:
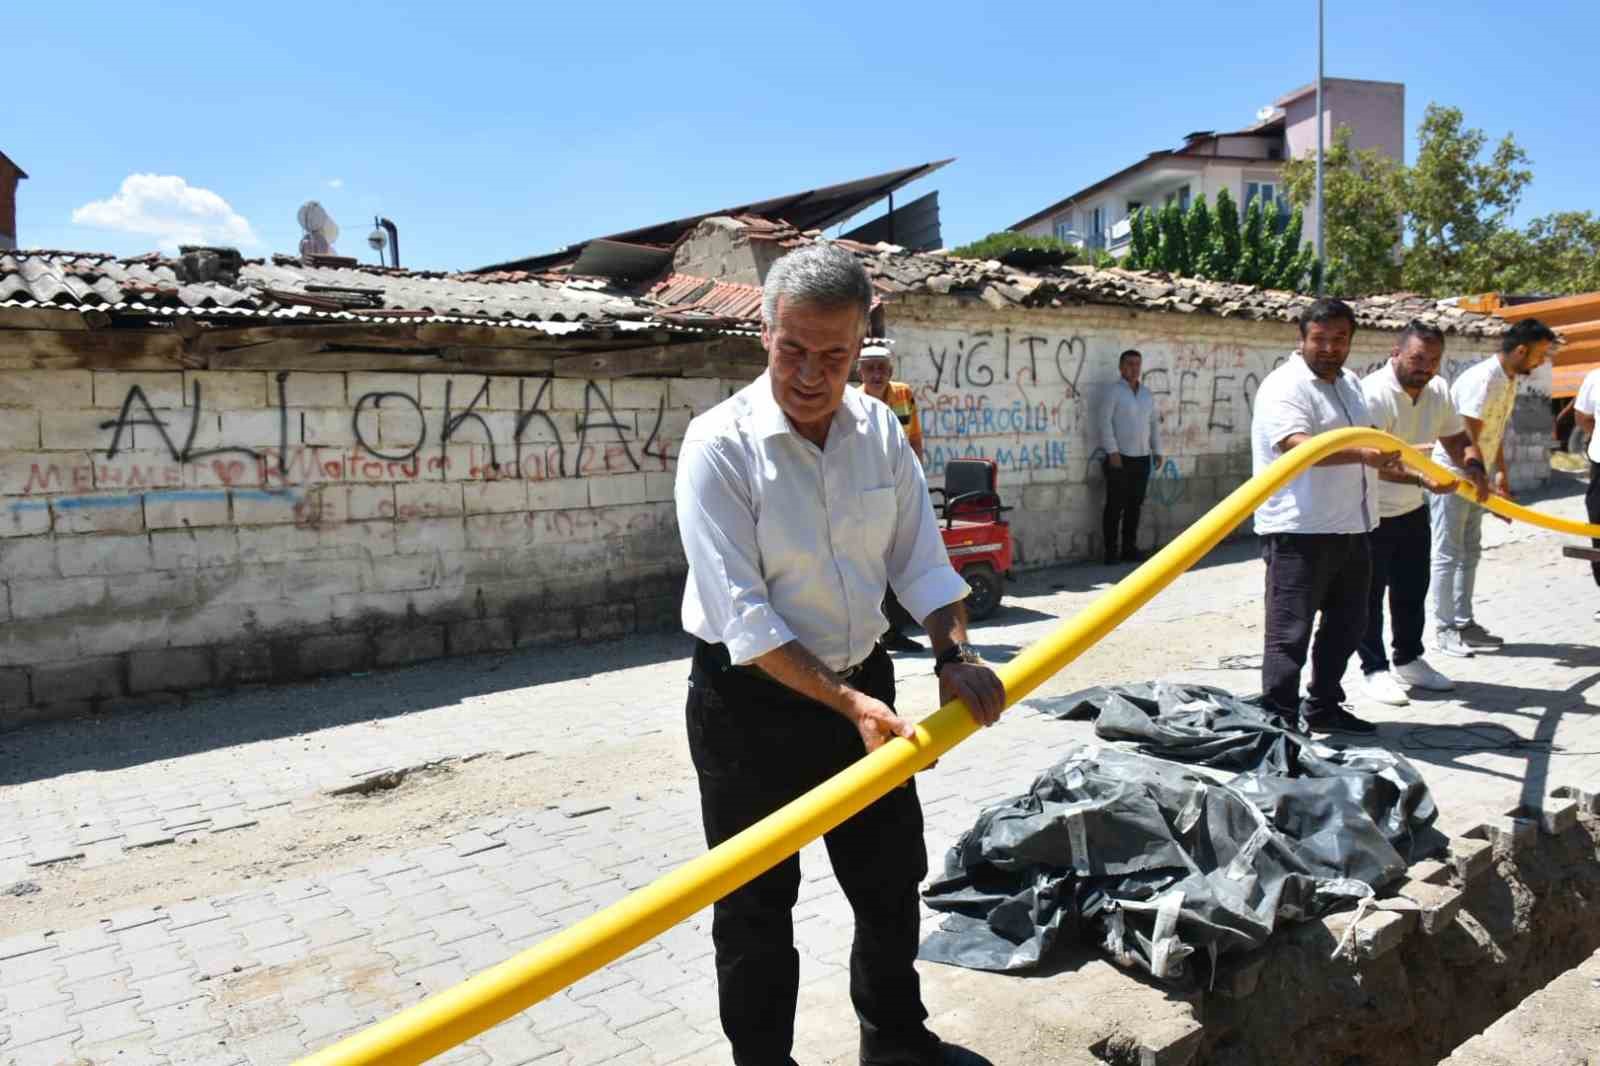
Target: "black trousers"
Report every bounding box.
[1588,461,1600,588]
[1357,506,1431,675]
[686,640,938,1066]
[1262,533,1372,715]
[1103,455,1152,556]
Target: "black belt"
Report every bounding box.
[699,640,877,684]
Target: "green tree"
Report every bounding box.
[1513,211,1600,294]
[1402,104,1532,294]
[1235,199,1269,286]
[1208,187,1243,281]
[1157,202,1188,273]
[1263,205,1313,290]
[1282,125,1404,295]
[1126,208,1152,269]
[1183,197,1214,276]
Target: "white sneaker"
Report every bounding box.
[1362,670,1410,706]
[1394,656,1455,692]
[1434,628,1476,658]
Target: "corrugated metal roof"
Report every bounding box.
[474,159,953,274]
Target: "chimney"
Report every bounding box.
[0,151,25,251]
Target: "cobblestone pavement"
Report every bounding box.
[3,484,1599,1065]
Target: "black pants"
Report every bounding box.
[1588,461,1600,588]
[1262,533,1372,715]
[1103,455,1152,557]
[1357,507,1431,675]
[686,640,938,1066]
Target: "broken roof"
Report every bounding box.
[474,159,953,275]
[641,218,1505,338]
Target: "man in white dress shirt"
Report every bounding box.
[1356,321,1487,706]
[675,243,1005,1066]
[1098,349,1162,564]
[1250,298,1402,735]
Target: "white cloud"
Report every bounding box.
[327,178,344,189]
[71,174,258,252]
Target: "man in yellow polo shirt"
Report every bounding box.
[858,345,924,462]
[858,344,926,652]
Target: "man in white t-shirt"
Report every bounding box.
[1569,363,1600,619]
[1251,298,1402,735]
[1428,318,1559,657]
[1357,321,1488,706]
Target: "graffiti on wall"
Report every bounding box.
[907,325,1288,488]
[16,372,689,500]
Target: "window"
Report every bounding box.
[1244,181,1292,232]
[1053,218,1079,244]
[1164,185,1191,213]
[1087,206,1106,250]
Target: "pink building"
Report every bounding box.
[1010,78,1404,258]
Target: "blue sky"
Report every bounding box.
[10,0,1597,272]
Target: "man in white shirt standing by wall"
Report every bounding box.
[675,243,1004,1066]
[1099,348,1162,564]
[1357,321,1488,706]
[1251,298,1402,735]
[1428,319,1559,657]
[1565,360,1600,619]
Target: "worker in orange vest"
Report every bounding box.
[857,344,926,652]
[857,345,924,462]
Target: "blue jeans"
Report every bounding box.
[1428,490,1483,630]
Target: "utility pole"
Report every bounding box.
[1315,0,1325,294]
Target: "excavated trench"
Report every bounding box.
[1187,807,1600,1066]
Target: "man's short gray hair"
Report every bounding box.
[761,244,874,327]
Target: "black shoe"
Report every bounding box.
[1303,706,1379,735]
[1122,548,1149,564]
[882,630,923,653]
[1104,551,1120,565]
[863,1039,991,1066]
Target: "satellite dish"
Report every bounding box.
[297,200,340,257]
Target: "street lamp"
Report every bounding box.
[1315,0,1325,294]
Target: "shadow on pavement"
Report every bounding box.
[1391,665,1600,814]
[0,629,701,788]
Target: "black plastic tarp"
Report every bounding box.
[918,683,1437,982]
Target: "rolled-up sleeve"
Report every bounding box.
[674,436,796,664]
[885,431,969,625]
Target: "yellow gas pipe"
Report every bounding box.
[298,428,1599,1065]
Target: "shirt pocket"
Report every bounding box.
[859,487,899,561]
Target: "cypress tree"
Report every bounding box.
[1183,197,1214,277]
[1210,187,1243,281]
[1158,203,1187,274]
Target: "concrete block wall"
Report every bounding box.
[0,368,740,725]
[886,298,1550,567]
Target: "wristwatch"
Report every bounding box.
[933,642,983,677]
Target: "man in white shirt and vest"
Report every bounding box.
[1250,298,1402,735]
[1428,318,1558,657]
[675,243,1005,1066]
[1357,321,1488,706]
[1098,348,1162,564]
